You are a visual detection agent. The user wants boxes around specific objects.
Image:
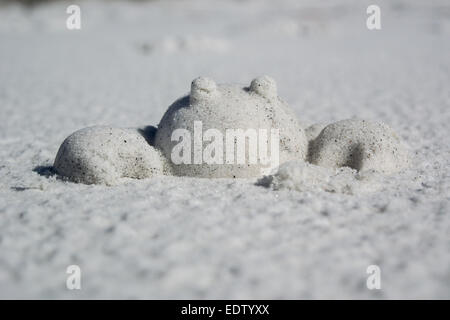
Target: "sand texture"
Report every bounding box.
[0,0,449,299]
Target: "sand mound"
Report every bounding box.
[309,119,410,174]
[54,126,166,185]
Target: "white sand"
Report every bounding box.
[0,0,449,299]
[258,161,384,195]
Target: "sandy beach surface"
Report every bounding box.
[0,0,449,298]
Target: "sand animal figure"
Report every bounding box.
[53,76,409,185]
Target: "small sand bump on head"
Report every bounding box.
[190,76,218,102]
[250,75,277,100]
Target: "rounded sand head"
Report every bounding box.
[154,76,307,178]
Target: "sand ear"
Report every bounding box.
[250,75,277,100]
[190,77,218,103]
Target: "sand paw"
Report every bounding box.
[54,126,166,185]
[308,119,410,174]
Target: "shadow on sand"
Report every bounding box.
[32,165,56,177]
